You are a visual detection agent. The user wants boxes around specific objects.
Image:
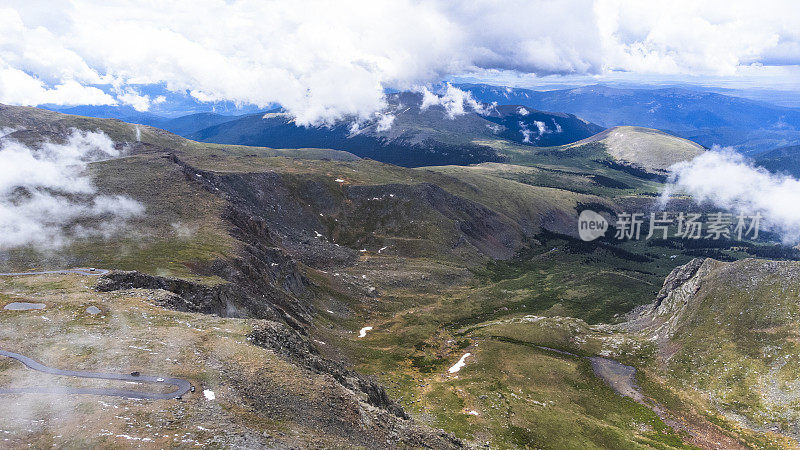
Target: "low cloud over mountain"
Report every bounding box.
[663,147,800,243]
[0,129,143,249]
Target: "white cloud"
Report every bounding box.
[662,147,800,243]
[533,120,548,136]
[419,84,489,118]
[594,0,800,76]
[0,1,797,124]
[0,66,115,106]
[347,120,363,136]
[0,129,144,249]
[116,88,155,112]
[171,221,198,239]
[518,119,553,143]
[487,123,503,134]
[375,112,395,132]
[420,88,443,111]
[519,122,533,143]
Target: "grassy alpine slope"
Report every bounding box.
[1,105,798,448]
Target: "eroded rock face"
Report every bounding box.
[623,258,710,336]
[638,258,725,348]
[249,321,402,416]
[247,321,463,449]
[171,153,529,267]
[624,258,716,333]
[96,271,276,318]
[653,257,707,311]
[96,270,309,331]
[96,179,318,328]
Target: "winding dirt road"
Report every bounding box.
[0,268,193,400]
[0,350,192,400]
[0,268,110,276]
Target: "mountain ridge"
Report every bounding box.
[459,83,800,153]
[185,92,605,167]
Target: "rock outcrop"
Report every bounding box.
[624,257,713,340]
[248,321,405,418]
[246,320,463,448]
[96,271,276,317]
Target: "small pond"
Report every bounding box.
[3,302,46,311]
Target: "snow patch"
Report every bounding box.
[116,434,151,442]
[358,326,373,338]
[448,352,471,373]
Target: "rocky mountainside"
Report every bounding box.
[0,104,479,447]
[626,258,800,439]
[0,104,603,446]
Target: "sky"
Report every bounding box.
[1,0,799,124]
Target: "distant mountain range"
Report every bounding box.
[186,92,604,167]
[42,93,604,167]
[44,104,244,136]
[458,83,800,153]
[755,144,800,177]
[40,84,800,171]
